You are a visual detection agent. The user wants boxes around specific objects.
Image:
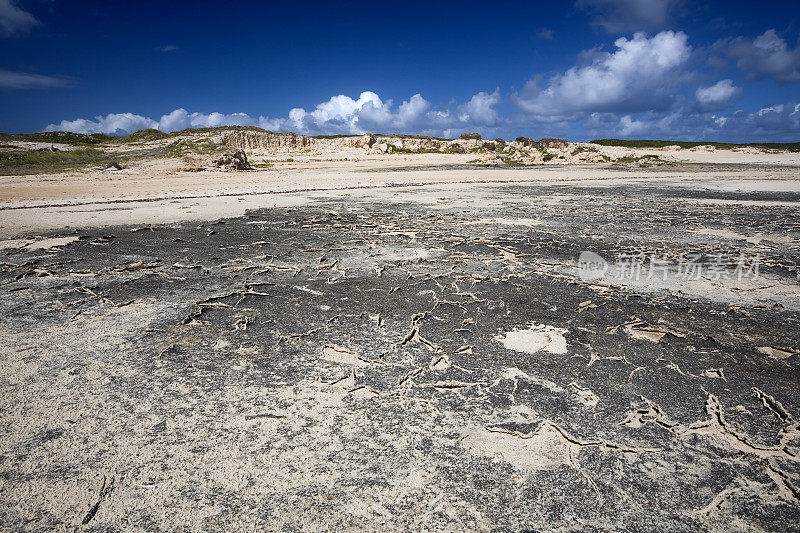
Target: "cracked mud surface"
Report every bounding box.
[1,179,799,531]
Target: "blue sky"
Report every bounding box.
[1,0,799,141]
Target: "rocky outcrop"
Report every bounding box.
[515,137,568,149]
[539,137,568,149]
[368,142,392,154]
[360,133,376,149]
[214,128,653,166]
[221,129,497,155]
[214,150,252,171]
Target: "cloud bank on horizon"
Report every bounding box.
[3,0,800,141]
[45,90,504,139]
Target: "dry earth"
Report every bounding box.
[1,146,799,531]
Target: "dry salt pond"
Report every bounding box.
[1,179,799,530]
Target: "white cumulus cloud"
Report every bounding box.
[258,90,501,136]
[46,113,158,136]
[45,109,265,136]
[158,109,256,131]
[517,31,691,117]
[460,90,501,126]
[262,91,387,135]
[695,79,741,110]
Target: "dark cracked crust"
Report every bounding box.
[1,181,799,531]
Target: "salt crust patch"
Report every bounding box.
[495,324,568,355]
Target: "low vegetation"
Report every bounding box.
[124,129,170,142]
[501,155,524,165]
[391,145,443,154]
[0,131,114,145]
[614,154,664,165]
[162,138,225,158]
[122,126,267,143]
[0,148,122,175]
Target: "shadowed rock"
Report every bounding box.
[213,150,252,171]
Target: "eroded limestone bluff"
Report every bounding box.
[220,130,576,159]
[221,130,319,151]
[221,130,450,152]
[217,130,643,165]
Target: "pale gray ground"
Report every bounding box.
[1,173,799,531]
